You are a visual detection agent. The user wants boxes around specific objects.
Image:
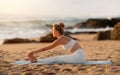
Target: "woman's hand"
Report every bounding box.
[28,51,37,63]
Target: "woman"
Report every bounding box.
[28,22,86,64]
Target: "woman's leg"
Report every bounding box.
[38,49,86,64]
[38,54,84,64]
[37,54,73,64]
[37,56,58,64]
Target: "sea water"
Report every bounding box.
[0,16,113,44]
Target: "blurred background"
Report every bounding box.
[0,0,120,44]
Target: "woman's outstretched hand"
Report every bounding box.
[28,51,37,63]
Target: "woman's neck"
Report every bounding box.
[56,34,63,39]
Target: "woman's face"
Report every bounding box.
[52,27,57,37]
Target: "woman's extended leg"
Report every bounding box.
[37,54,73,64]
[37,49,86,64]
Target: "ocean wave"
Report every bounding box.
[65,27,113,33]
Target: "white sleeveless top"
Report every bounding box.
[62,39,76,50]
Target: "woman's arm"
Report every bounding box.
[32,38,62,53]
[28,37,62,62]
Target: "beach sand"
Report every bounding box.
[0,34,120,75]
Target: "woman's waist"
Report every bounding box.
[72,49,86,57]
[71,48,83,53]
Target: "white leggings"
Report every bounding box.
[38,49,86,64]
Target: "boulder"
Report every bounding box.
[111,18,120,27]
[65,26,74,29]
[86,18,112,28]
[111,22,120,40]
[74,22,86,28]
[94,30,111,40]
[45,24,53,28]
[3,38,37,44]
[39,33,57,42]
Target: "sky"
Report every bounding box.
[0,0,120,18]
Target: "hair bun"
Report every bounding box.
[58,22,65,28]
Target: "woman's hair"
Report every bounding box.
[53,22,65,34]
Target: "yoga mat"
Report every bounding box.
[11,60,112,65]
[84,60,112,65]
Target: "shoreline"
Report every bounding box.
[0,26,113,44]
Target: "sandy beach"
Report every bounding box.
[0,33,120,75]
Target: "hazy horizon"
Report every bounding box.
[0,0,120,18]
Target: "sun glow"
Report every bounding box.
[0,0,30,16]
[0,0,119,17]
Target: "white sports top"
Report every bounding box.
[62,39,76,50]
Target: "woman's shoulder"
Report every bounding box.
[55,35,70,44]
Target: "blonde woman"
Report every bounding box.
[28,23,86,64]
